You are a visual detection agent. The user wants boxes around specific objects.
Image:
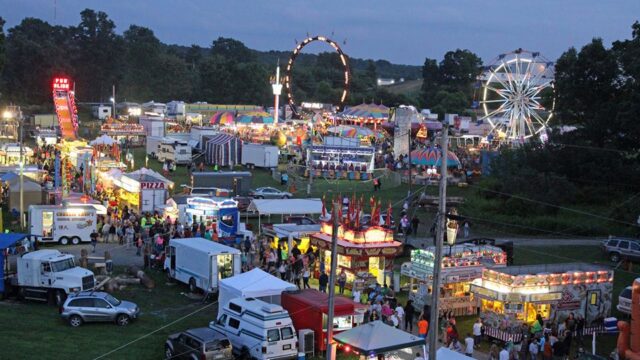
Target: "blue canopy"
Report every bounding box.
[0,233,28,249]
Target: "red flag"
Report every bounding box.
[386,202,392,227]
[321,195,327,219]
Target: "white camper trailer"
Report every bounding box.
[241,143,279,169]
[164,238,241,294]
[91,105,112,120]
[28,204,102,245]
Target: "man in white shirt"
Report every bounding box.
[395,304,405,329]
[464,333,474,357]
[528,339,539,360]
[499,347,510,360]
[472,318,483,346]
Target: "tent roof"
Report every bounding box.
[333,321,425,355]
[436,348,473,360]
[90,134,117,146]
[219,268,296,310]
[247,198,323,215]
[0,233,28,250]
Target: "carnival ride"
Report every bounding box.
[284,35,350,117]
[476,49,554,142]
[52,77,79,140]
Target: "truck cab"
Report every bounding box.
[15,250,95,306]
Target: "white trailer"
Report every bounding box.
[28,205,98,245]
[241,143,279,169]
[166,101,186,117]
[190,127,219,152]
[11,249,95,306]
[139,115,166,137]
[146,136,164,158]
[164,238,241,294]
[157,138,192,165]
[91,105,112,120]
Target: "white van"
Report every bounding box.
[210,297,298,360]
[164,238,241,294]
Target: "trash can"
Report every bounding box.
[298,352,306,360]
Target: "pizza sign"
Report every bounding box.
[53,77,71,90]
[140,182,165,190]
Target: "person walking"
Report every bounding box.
[90,230,98,253]
[473,318,483,347]
[318,271,328,293]
[101,221,111,244]
[411,216,420,237]
[302,266,310,289]
[464,333,475,357]
[404,300,415,332]
[338,268,347,294]
[463,221,470,238]
[417,316,429,339]
[395,302,405,330]
[528,339,539,360]
[135,234,142,256]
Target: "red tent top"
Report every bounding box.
[283,289,357,316]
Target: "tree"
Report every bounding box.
[120,25,162,101]
[198,55,234,103]
[438,49,482,93]
[420,58,439,107]
[211,37,255,63]
[72,9,123,102]
[0,17,5,83]
[154,53,195,102]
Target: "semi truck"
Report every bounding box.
[28,205,98,245]
[241,143,279,169]
[3,249,95,306]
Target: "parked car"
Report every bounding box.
[617,285,633,315]
[60,291,139,327]
[601,237,640,262]
[165,327,233,360]
[284,215,316,225]
[361,213,395,229]
[248,187,292,199]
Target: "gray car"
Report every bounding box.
[248,187,292,199]
[60,291,139,327]
[601,237,640,262]
[165,327,233,360]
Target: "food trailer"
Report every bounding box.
[470,263,614,341]
[309,221,403,287]
[110,168,173,213]
[402,244,507,316]
[281,289,366,352]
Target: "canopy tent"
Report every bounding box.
[436,348,473,360]
[326,125,384,139]
[336,103,390,125]
[410,147,461,167]
[89,134,117,146]
[236,111,274,124]
[218,268,297,317]
[247,199,323,216]
[333,321,425,355]
[209,111,236,125]
[204,133,242,167]
[127,167,174,187]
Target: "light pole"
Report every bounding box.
[428,125,449,360]
[325,202,340,360]
[271,61,282,125]
[111,84,116,119]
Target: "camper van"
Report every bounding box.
[157,138,192,165]
[210,297,298,360]
[29,205,99,245]
[91,105,112,120]
[164,238,241,294]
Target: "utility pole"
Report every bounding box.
[407,127,412,197]
[19,107,24,229]
[325,202,340,360]
[428,126,448,360]
[112,85,116,119]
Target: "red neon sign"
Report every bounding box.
[53,77,71,91]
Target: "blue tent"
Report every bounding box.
[0,233,28,294]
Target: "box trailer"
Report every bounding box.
[91,105,112,120]
[164,238,241,294]
[28,205,98,245]
[241,143,279,169]
[191,172,252,195]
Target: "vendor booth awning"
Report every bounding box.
[204,133,242,167]
[247,198,323,215]
[90,134,117,146]
[333,321,424,355]
[339,103,389,120]
[218,268,297,315]
[410,147,461,167]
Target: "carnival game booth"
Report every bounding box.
[261,223,321,254]
[306,144,375,180]
[281,289,366,352]
[107,168,174,213]
[100,120,146,146]
[401,244,507,317]
[204,133,242,167]
[470,263,614,342]
[309,219,403,287]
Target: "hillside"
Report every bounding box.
[384,79,423,95]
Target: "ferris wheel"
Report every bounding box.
[478,49,555,142]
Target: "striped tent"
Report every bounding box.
[209,111,236,125]
[410,147,461,167]
[204,133,242,167]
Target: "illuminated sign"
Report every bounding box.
[530,293,562,302]
[187,197,217,208]
[470,284,499,299]
[53,77,71,91]
[140,182,165,190]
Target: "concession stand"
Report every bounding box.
[109,168,173,213]
[309,219,403,287]
[402,244,507,316]
[470,263,614,342]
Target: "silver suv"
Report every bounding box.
[601,237,640,262]
[60,291,139,327]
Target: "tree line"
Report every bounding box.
[0,9,422,109]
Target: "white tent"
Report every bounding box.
[247,198,323,215]
[218,268,297,318]
[436,348,471,360]
[90,134,117,146]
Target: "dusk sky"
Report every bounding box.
[2,0,639,65]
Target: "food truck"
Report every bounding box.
[28,204,104,245]
[402,244,507,316]
[281,289,366,352]
[161,196,242,241]
[470,263,614,342]
[109,168,173,213]
[309,219,403,288]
